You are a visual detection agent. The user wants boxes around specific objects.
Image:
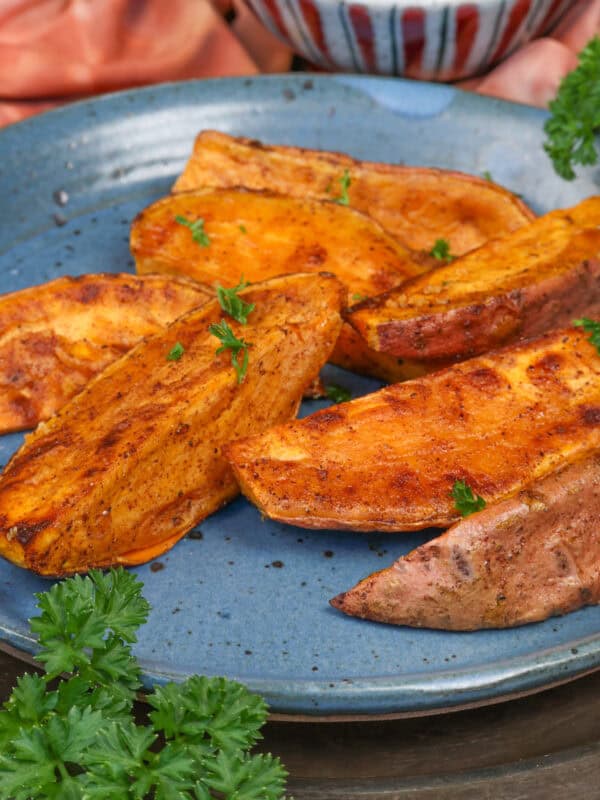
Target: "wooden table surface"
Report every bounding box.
[2,648,600,799]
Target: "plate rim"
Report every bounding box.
[1,73,598,718]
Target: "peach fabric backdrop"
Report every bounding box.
[0,0,597,127]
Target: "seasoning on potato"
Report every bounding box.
[0,272,344,575]
[173,130,535,255]
[225,326,600,532]
[0,273,211,433]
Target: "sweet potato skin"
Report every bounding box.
[173,130,535,255]
[348,198,600,360]
[331,452,600,630]
[0,273,211,433]
[132,187,421,295]
[0,273,344,575]
[226,327,600,532]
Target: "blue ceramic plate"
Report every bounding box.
[0,75,599,719]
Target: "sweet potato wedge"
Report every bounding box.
[348,197,600,361]
[0,272,344,575]
[131,187,430,382]
[132,187,421,295]
[226,327,600,532]
[331,451,600,630]
[0,273,210,433]
[173,130,535,254]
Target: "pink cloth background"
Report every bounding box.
[0,0,597,127]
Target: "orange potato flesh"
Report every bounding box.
[0,273,211,433]
[131,187,421,297]
[131,187,433,382]
[348,197,600,361]
[173,130,535,255]
[0,273,344,575]
[332,452,600,630]
[226,327,600,532]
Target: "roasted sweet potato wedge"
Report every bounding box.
[173,130,535,254]
[348,197,600,361]
[226,327,600,532]
[131,187,430,382]
[0,273,344,575]
[132,187,421,295]
[331,451,600,630]
[0,273,210,433]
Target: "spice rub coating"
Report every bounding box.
[173,130,534,254]
[348,197,600,361]
[132,186,421,296]
[132,186,429,382]
[0,273,210,433]
[331,452,600,630]
[0,273,344,575]
[226,328,600,532]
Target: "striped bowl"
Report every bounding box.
[245,0,577,80]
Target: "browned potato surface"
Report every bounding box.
[331,452,600,630]
[0,273,210,433]
[132,187,421,295]
[132,187,430,382]
[173,130,535,255]
[226,327,600,532]
[0,273,344,575]
[348,197,600,361]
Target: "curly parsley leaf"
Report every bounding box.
[574,317,600,354]
[429,238,455,262]
[30,569,149,681]
[451,480,486,517]
[198,750,288,800]
[544,36,600,180]
[0,569,288,800]
[209,319,251,383]
[175,215,211,247]
[216,277,255,324]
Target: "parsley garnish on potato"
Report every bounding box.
[429,238,455,262]
[574,317,600,354]
[451,480,486,517]
[332,169,351,206]
[216,277,255,324]
[175,214,211,247]
[166,341,185,361]
[0,569,288,799]
[544,36,600,180]
[209,319,251,383]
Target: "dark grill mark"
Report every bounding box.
[78,283,101,304]
[13,519,52,546]
[582,406,600,426]
[97,419,131,451]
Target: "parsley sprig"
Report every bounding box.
[209,319,251,384]
[216,277,255,324]
[574,317,600,354]
[175,215,211,247]
[451,480,486,517]
[544,36,600,180]
[429,238,455,262]
[0,569,287,800]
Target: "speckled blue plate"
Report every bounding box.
[0,75,599,719]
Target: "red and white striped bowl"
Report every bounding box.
[245,0,577,80]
